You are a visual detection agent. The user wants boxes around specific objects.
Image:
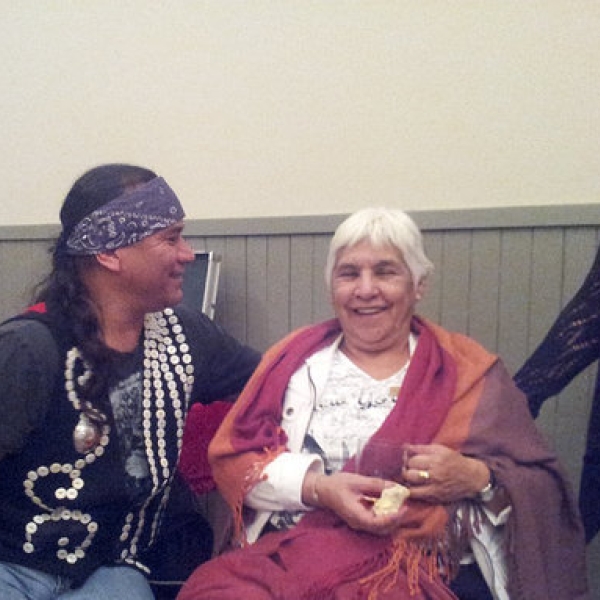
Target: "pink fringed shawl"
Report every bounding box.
[195,317,588,600]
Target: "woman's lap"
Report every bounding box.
[177,548,283,600]
[176,539,457,600]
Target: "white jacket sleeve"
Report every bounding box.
[245,452,325,512]
[466,503,512,600]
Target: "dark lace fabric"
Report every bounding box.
[514,246,600,543]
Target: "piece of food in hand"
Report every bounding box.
[371,483,410,515]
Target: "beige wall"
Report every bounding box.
[2,1,600,225]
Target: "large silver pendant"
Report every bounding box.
[73,413,101,454]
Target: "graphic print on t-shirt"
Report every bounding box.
[109,371,151,497]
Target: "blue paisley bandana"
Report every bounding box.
[65,177,185,255]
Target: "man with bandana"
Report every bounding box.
[0,164,261,600]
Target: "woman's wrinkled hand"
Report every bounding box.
[400,443,490,503]
[304,471,406,536]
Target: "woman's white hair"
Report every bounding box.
[324,207,434,290]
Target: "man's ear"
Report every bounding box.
[95,250,122,273]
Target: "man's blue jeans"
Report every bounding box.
[0,561,155,600]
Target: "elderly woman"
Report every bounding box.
[178,208,588,600]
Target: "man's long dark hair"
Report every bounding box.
[34,164,157,411]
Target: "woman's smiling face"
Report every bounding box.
[331,239,421,356]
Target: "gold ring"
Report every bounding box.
[418,469,430,481]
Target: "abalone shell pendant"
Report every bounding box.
[73,413,100,454]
